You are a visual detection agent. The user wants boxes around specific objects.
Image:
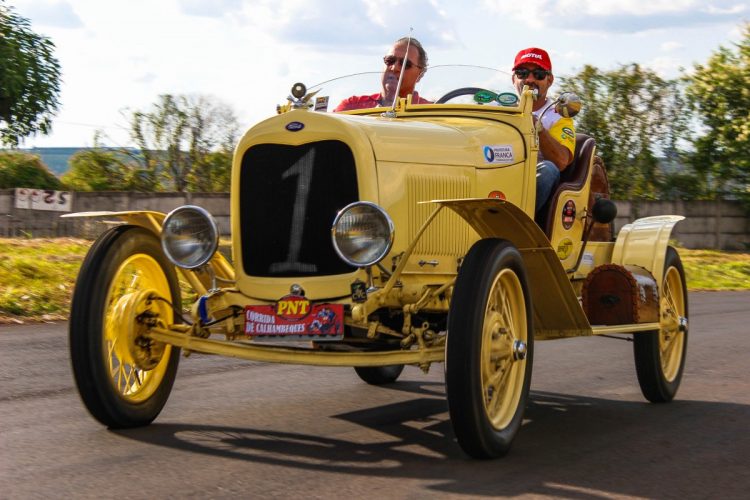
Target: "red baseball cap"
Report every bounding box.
[513,47,552,72]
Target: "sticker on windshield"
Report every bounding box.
[314,96,329,112]
[483,145,515,164]
[474,90,496,104]
[495,92,519,106]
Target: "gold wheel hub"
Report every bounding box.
[109,289,167,371]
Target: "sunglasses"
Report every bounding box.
[383,55,421,70]
[514,68,550,80]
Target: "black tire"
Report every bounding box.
[69,225,181,428]
[446,239,533,459]
[634,246,688,403]
[354,365,405,385]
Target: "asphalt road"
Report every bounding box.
[2,291,749,499]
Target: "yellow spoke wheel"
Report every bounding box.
[446,239,533,459]
[70,226,181,428]
[634,246,688,403]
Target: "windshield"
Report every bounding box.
[304,65,519,112]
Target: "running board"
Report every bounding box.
[591,323,660,335]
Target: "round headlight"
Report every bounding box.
[331,202,394,267]
[161,205,219,269]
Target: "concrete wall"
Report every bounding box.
[1,190,748,250]
[0,191,231,239]
[613,200,750,250]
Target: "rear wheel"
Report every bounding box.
[446,239,533,459]
[354,365,405,385]
[633,246,688,402]
[69,226,181,428]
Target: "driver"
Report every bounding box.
[511,47,576,215]
[334,37,432,111]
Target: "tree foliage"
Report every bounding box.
[685,23,750,202]
[0,151,62,189]
[559,64,691,200]
[0,2,62,147]
[61,141,145,192]
[62,95,238,192]
[61,131,157,191]
[129,94,238,192]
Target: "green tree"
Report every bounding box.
[188,150,233,192]
[0,151,62,189]
[559,64,691,200]
[0,2,62,146]
[685,23,750,203]
[62,148,130,191]
[60,132,154,191]
[129,94,238,192]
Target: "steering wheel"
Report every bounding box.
[436,87,491,104]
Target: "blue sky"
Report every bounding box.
[10,0,748,148]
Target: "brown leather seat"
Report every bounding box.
[536,133,596,233]
[536,133,613,240]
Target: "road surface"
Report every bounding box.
[1,291,748,499]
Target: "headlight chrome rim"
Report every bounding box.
[161,205,219,269]
[331,201,394,268]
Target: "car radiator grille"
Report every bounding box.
[240,140,358,277]
[408,173,472,255]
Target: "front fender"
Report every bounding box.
[63,210,235,294]
[62,210,167,232]
[436,198,592,339]
[612,215,685,282]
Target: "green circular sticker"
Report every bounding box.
[474,90,496,104]
[496,92,519,106]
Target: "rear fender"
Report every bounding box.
[62,211,234,295]
[435,199,591,339]
[612,215,685,282]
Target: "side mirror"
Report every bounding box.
[555,92,582,118]
[591,197,617,224]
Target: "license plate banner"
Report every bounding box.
[244,300,344,338]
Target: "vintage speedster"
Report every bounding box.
[67,66,688,459]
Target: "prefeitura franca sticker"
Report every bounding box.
[483,145,515,164]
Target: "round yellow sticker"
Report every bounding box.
[556,238,573,260]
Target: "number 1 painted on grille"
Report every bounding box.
[269,148,318,273]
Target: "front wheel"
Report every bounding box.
[633,246,688,402]
[446,239,533,459]
[69,225,181,428]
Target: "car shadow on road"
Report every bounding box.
[113,386,749,498]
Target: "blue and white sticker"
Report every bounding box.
[483,145,515,164]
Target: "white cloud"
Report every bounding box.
[480,0,744,33]
[660,41,684,52]
[177,0,245,18]
[648,56,685,77]
[11,0,83,29]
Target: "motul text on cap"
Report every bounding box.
[513,48,552,72]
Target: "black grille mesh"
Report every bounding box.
[240,141,358,277]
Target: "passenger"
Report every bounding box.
[335,37,432,112]
[511,47,576,215]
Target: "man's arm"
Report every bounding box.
[537,115,576,170]
[538,126,573,170]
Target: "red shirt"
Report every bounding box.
[334,92,432,112]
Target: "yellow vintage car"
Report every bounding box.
[67,66,688,459]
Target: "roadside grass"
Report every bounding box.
[0,238,748,324]
[680,249,750,290]
[0,238,91,322]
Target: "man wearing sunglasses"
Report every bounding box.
[335,37,432,112]
[512,47,576,215]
